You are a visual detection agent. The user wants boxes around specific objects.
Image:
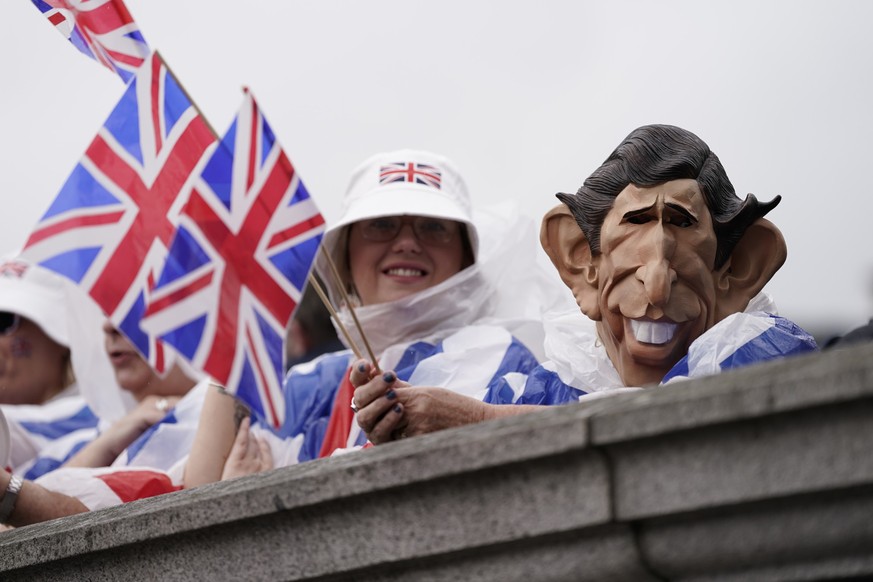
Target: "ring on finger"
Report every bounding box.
[155,397,170,412]
[350,397,360,413]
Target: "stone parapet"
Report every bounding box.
[1,343,872,581]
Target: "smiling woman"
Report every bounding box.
[183,149,564,487]
[347,215,470,306]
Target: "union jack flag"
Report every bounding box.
[379,162,442,189]
[31,0,150,83]
[0,260,29,279]
[141,90,325,428]
[22,51,216,370]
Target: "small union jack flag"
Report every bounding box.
[22,51,216,370]
[141,89,325,428]
[379,162,442,190]
[0,260,29,279]
[31,0,150,83]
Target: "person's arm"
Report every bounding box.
[183,385,242,489]
[0,470,88,527]
[65,395,181,468]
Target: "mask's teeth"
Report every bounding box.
[630,320,677,345]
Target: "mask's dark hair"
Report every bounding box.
[556,124,780,269]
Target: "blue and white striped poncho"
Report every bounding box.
[2,387,100,479]
[263,324,543,466]
[518,293,818,400]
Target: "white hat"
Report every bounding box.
[0,258,69,347]
[316,150,479,300]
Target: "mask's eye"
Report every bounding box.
[626,214,652,225]
[669,215,693,228]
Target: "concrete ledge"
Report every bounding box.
[1,343,873,580]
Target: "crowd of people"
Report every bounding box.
[0,124,839,529]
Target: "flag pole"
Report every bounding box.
[318,246,381,373]
[155,50,221,140]
[306,273,364,361]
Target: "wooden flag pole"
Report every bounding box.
[306,273,363,361]
[318,247,381,373]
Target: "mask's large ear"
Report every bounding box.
[540,203,602,320]
[714,218,787,322]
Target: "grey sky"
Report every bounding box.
[2,1,871,337]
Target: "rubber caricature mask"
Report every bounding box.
[541,125,786,387]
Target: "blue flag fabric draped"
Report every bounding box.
[141,89,325,429]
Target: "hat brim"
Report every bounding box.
[0,287,69,346]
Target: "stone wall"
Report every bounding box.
[1,343,872,581]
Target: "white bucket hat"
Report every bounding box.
[0,258,69,347]
[316,149,479,303]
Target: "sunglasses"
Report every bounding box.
[0,311,20,335]
[357,216,460,245]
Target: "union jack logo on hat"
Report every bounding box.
[379,162,442,190]
[0,261,28,279]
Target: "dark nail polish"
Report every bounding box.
[393,404,402,413]
[383,372,396,383]
[358,363,367,373]
[386,389,397,400]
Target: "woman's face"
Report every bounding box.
[347,215,468,306]
[0,313,70,405]
[102,321,195,401]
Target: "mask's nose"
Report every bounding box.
[636,259,677,308]
[635,226,677,308]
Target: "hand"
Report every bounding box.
[221,417,273,480]
[350,360,490,444]
[350,364,408,444]
[386,387,488,440]
[104,395,181,452]
[66,395,181,467]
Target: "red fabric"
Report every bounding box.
[96,470,181,503]
[318,366,356,458]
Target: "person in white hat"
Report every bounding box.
[185,149,571,485]
[0,259,74,406]
[0,258,103,479]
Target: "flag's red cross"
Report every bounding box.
[27,57,213,316]
[55,0,145,70]
[379,163,441,186]
[181,150,323,423]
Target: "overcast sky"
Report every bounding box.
[2,0,871,338]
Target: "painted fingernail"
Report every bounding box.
[393,404,402,413]
[383,372,396,383]
[358,362,367,373]
[386,389,397,400]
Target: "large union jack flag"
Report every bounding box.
[31,0,150,83]
[379,161,442,189]
[141,90,325,428]
[22,51,216,369]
